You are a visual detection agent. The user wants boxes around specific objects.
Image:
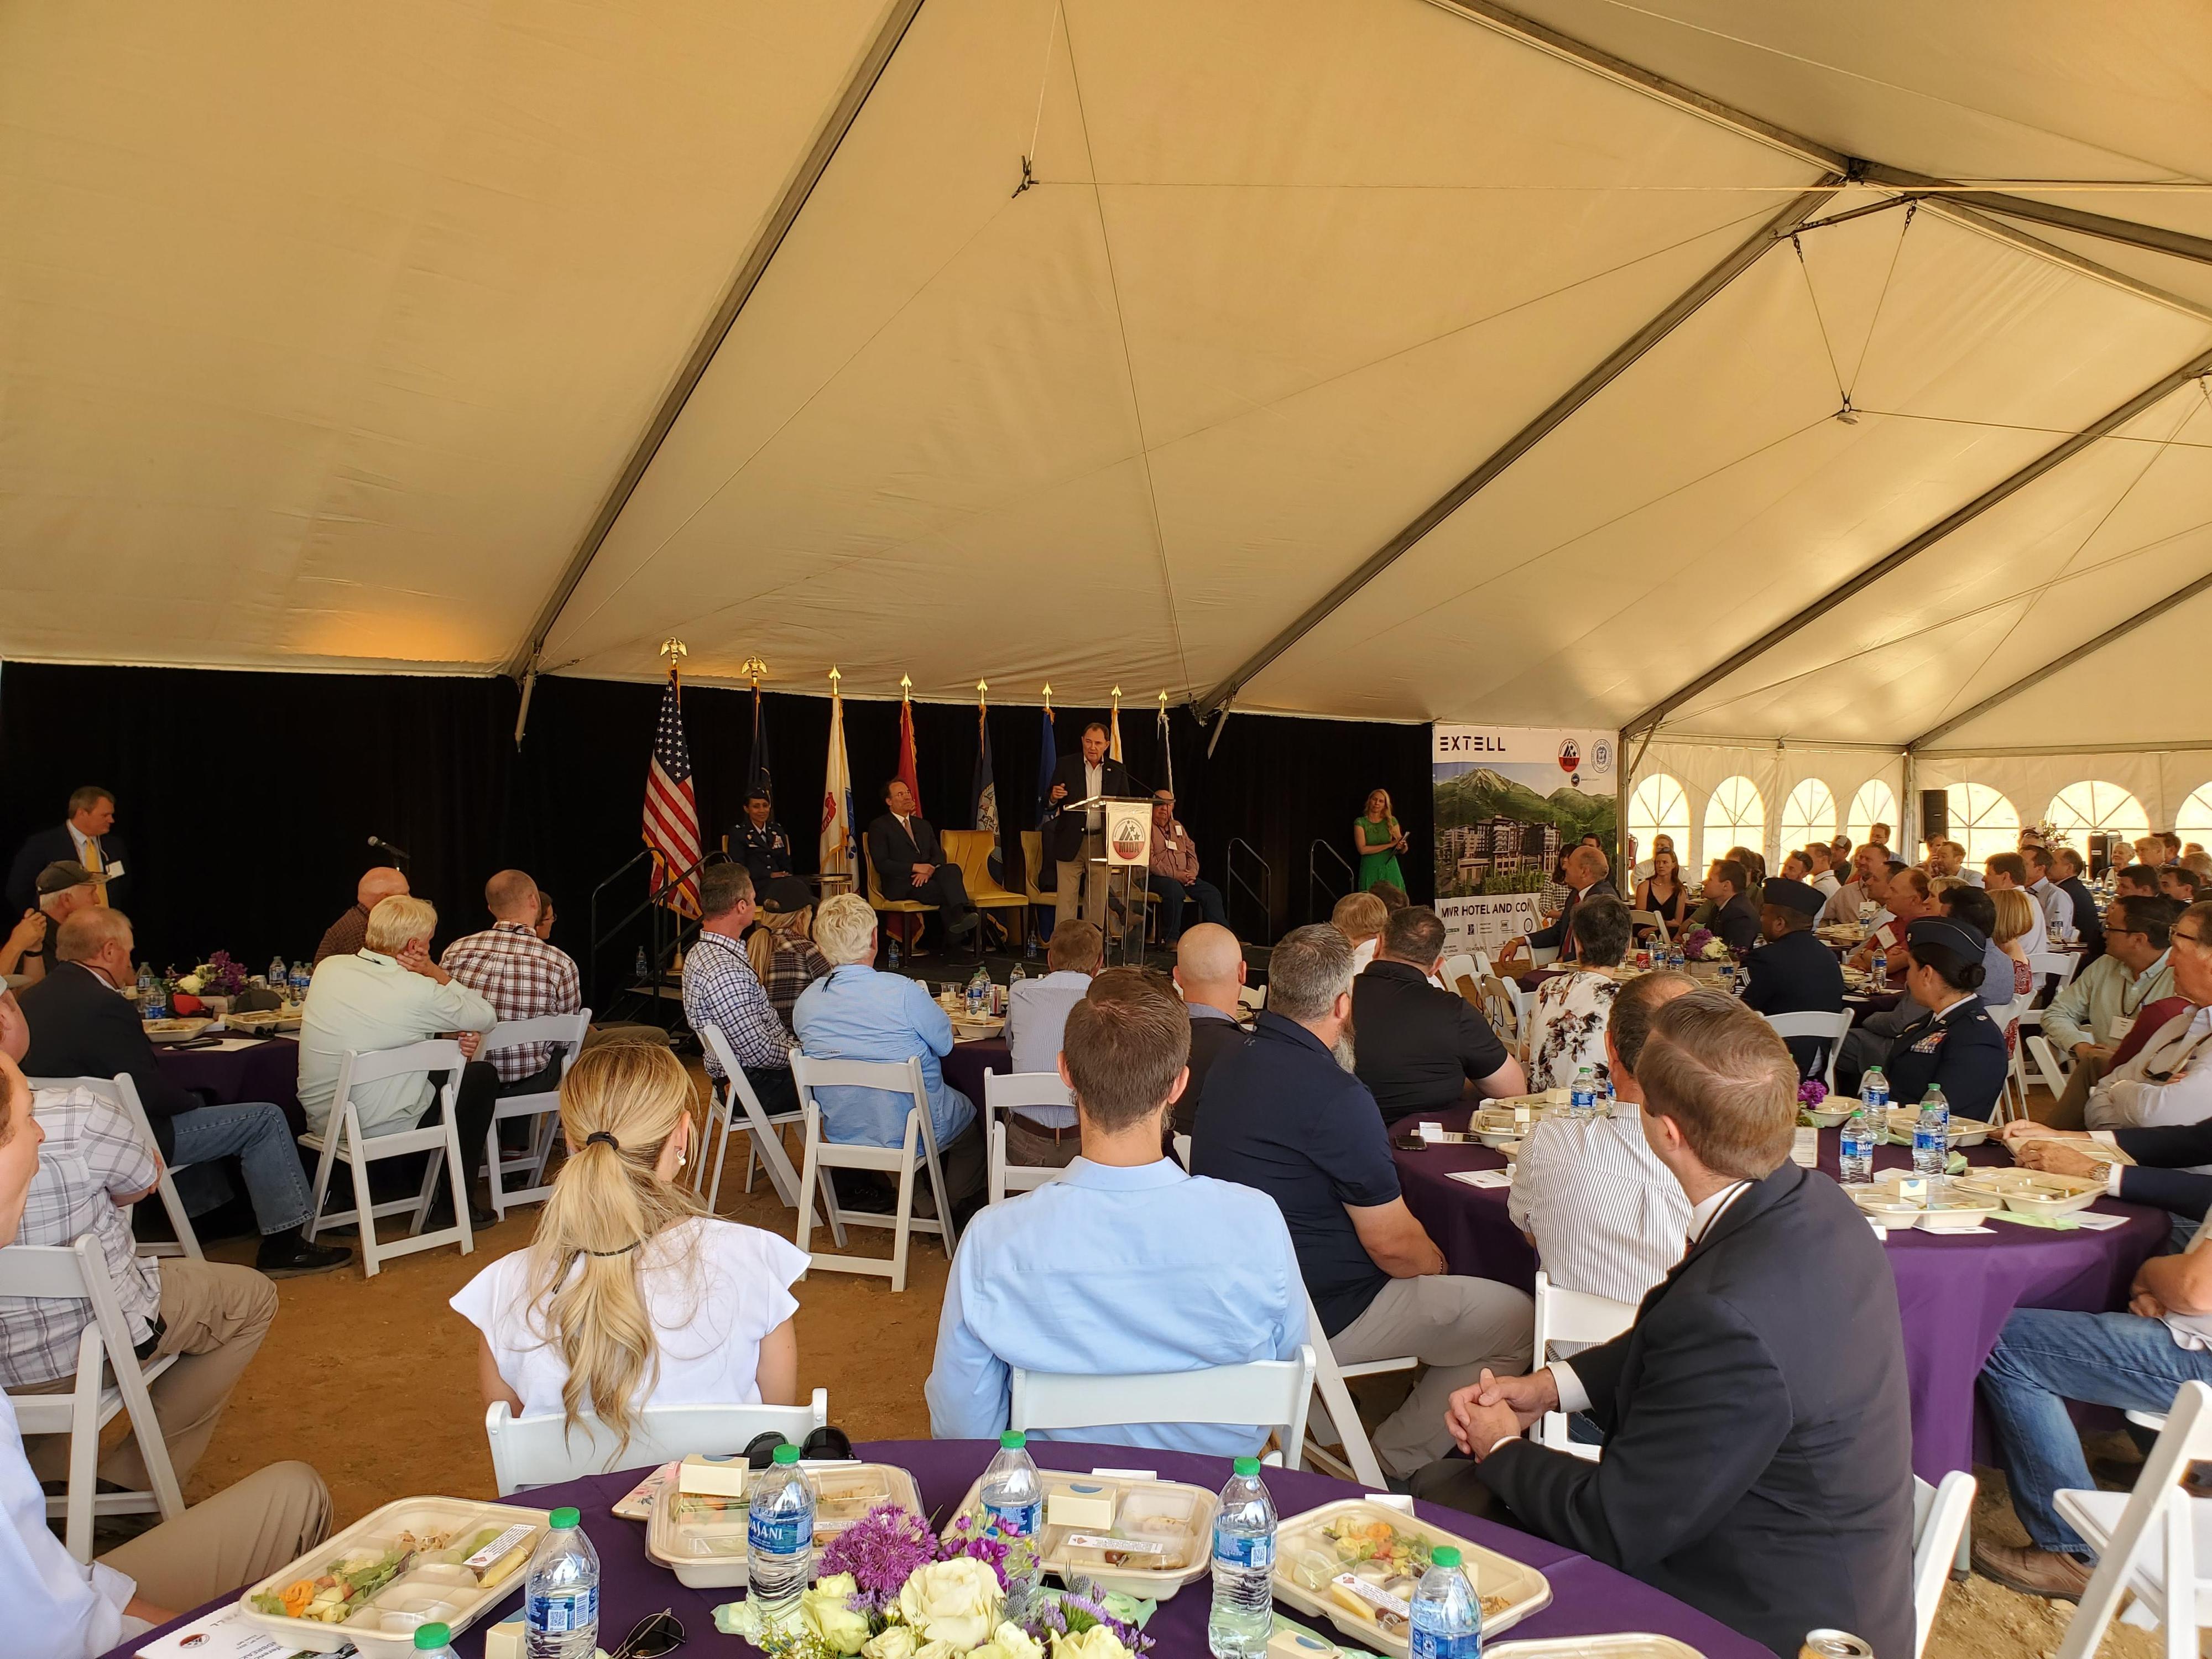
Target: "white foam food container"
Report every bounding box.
[1272,1498,1551,1655]
[1488,1637,1704,1659]
[1949,1166,2107,1217]
[1845,1178,2001,1233]
[238,1495,549,1658]
[1882,1108,1987,1148]
[646,1460,923,1589]
[941,1469,1218,1600]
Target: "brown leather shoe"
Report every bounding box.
[1971,1536,2094,1600]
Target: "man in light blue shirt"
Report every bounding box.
[794,894,982,1208]
[927,968,1307,1458]
[999,919,1102,1168]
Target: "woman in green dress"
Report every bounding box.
[1354,789,1408,890]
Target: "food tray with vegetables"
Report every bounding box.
[648,1461,924,1589]
[941,1469,1218,1600]
[1948,1166,2107,1217]
[1272,1499,1550,1655]
[239,1496,547,1657]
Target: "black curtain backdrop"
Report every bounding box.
[0,663,1431,991]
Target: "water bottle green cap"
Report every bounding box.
[1232,1455,1261,1477]
[1000,1431,1027,1449]
[1431,1545,1462,1568]
[772,1442,801,1464]
[414,1624,452,1650]
[549,1506,580,1529]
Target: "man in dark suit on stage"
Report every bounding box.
[1045,721,1131,930]
[6,785,129,916]
[1739,877,1845,1080]
[1412,990,1914,1658]
[867,779,977,950]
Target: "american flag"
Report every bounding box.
[644,667,701,914]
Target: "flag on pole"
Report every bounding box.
[820,671,854,886]
[1156,693,1175,796]
[643,665,701,915]
[971,693,997,834]
[896,677,922,817]
[1035,701,1057,823]
[1109,688,1124,763]
[747,683,773,804]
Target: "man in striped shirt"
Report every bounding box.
[439,869,581,1091]
[1509,968,1697,1306]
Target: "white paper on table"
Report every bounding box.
[1417,1121,1444,1144]
[1448,1169,1513,1190]
[1867,1219,1889,1240]
[186,1037,263,1053]
[1923,1223,1998,1234]
[135,1603,301,1659]
[2070,1212,2131,1232]
[1366,1492,1415,1513]
[1091,1467,1157,1480]
[1790,1127,1818,1167]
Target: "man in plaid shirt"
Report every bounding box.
[681,864,799,1115]
[440,869,581,1090]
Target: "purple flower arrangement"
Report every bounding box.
[199,951,249,998]
[1798,1078,1829,1107]
[818,1503,938,1614]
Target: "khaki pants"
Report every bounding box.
[2046,1053,2107,1129]
[1056,828,1109,928]
[103,1460,331,1614]
[1329,1274,1534,1478]
[20,1259,277,1490]
[1004,1117,1082,1171]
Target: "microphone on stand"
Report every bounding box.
[367,835,412,867]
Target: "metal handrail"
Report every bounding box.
[1225,837,1273,947]
[587,846,728,1012]
[1308,838,1357,922]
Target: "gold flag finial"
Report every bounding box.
[899,673,912,697]
[739,655,768,688]
[977,679,988,706]
[1157,688,1168,708]
[659,637,687,662]
[1042,682,1053,711]
[1110,685,1122,702]
[828,664,841,687]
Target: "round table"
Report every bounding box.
[154,1035,303,1133]
[105,1439,1768,1659]
[945,1036,1011,1105]
[1393,1110,2169,1483]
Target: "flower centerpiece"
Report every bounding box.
[1681,926,1730,963]
[174,952,248,1000]
[1798,1078,1829,1109]
[716,1505,1155,1659]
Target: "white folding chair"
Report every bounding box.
[1173,1133,1193,1166]
[1298,1289,1415,1491]
[1528,944,1561,968]
[1760,1009,1855,1097]
[484,1390,830,1495]
[27,1074,201,1261]
[2029,949,2080,996]
[2054,1379,2212,1659]
[1480,975,1524,1044]
[983,1071,1076,1204]
[0,1234,185,1560]
[1912,1470,1976,1659]
[1011,1348,1316,1469]
[1629,909,1671,945]
[697,1025,806,1213]
[1531,1271,1637,1459]
[479,1008,591,1220]
[301,1039,474,1277]
[2027,1032,2071,1102]
[1438,954,1478,994]
[1237,983,1267,1014]
[791,1054,957,1293]
[1992,994,2035,1125]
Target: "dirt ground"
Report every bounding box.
[159,1072,2177,1659]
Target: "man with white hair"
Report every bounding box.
[312,864,411,966]
[299,894,500,1225]
[0,861,101,986]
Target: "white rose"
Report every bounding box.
[800,1573,871,1656]
[175,973,205,994]
[972,1623,1046,1659]
[1051,1630,1135,1659]
[896,1556,1006,1652]
[862,1628,920,1659]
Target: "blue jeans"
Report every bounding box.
[1980,1306,2212,1554]
[167,1102,313,1235]
[1145,874,1227,942]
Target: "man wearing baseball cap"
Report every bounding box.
[0,863,102,989]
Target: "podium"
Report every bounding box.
[1065,795,1156,966]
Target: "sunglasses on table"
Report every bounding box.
[610,1609,686,1659]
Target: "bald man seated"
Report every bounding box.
[440,869,582,1095]
[314,865,410,966]
[1171,924,1252,1137]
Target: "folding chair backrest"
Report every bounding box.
[340,1037,468,1090]
[983,1070,1074,1117]
[484,1390,830,1496]
[791,1052,930,1102]
[1010,1348,1315,1458]
[25,1074,202,1261]
[2056,1378,2212,1659]
[1438,954,1478,993]
[988,1120,1067,1203]
[1912,1470,1976,1658]
[1532,1270,1637,1357]
[1760,1009,1855,1094]
[480,1009,591,1076]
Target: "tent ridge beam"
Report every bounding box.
[502,0,930,682]
[1191,175,1843,719]
[1908,561,2212,751]
[1623,352,2212,742]
[1861,168,2212,270]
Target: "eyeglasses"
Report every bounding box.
[2176,928,2209,951]
[611,1610,686,1659]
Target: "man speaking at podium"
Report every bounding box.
[1046,721,1131,931]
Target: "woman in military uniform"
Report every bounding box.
[1879,915,2011,1120]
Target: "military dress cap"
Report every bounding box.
[1905,915,1987,959]
[1761,878,1823,917]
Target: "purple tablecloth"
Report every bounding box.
[154,1036,303,1135]
[945,1037,1010,1106]
[103,1439,1766,1659]
[1395,1111,2169,1482]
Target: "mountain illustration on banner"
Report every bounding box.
[1435,768,1616,838]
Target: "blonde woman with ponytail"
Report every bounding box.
[450,1044,806,1446]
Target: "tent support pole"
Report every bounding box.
[501,0,930,682]
[1615,730,1631,883]
[1907,564,2212,753]
[1190,178,1841,718]
[1621,350,2212,743]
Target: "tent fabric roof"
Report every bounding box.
[7,0,2211,755]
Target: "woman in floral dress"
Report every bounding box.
[1524,896,1633,1089]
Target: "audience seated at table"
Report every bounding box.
[927,969,1306,1457]
[1988,887,2038,1000]
[2040,894,2178,1127]
[1330,891,1387,973]
[1840,916,2010,1119]
[1193,925,1531,1479]
[1818,843,1888,927]
[1144,790,1228,946]
[1698,859,1760,954]
[2054,847,2104,961]
[441,868,581,1095]
[1983,852,2046,946]
[2023,844,2072,938]
[1368,880,1409,912]
[1413,991,1914,1659]
[5,785,128,917]
[1353,907,1524,1125]
[1000,920,1103,1170]
[452,1043,805,1446]
[0,862,103,988]
[747,875,831,1020]
[20,907,347,1275]
[682,864,799,1116]
[1927,838,1980,887]
[2161,864,2200,903]
[794,893,985,1215]
[1809,839,1845,897]
[1518,845,1615,962]
[1509,969,1695,1306]
[1170,924,1250,1137]
[0,1052,332,1659]
[2079,899,2212,1133]
[1738,878,1845,1079]
[1847,864,1930,984]
[1524,898,1630,1092]
[312,865,409,967]
[299,894,501,1225]
[1630,832,1672,884]
[1630,848,1686,941]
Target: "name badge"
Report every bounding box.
[2108,1015,2137,1043]
[105,861,124,879]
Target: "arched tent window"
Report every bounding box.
[1847,780,1898,852]
[1703,776,1766,870]
[1946,783,2020,868]
[2177,785,2212,850]
[1628,774,1689,870]
[1779,779,1837,858]
[2047,781,2150,852]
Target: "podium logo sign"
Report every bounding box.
[1105,801,1152,867]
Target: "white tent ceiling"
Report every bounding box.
[6,0,2211,758]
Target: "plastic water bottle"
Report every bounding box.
[1570,1065,1596,1122]
[980,1431,1043,1598]
[1913,1086,1950,1181]
[634,945,649,982]
[1025,928,1040,959]
[1840,1105,1876,1184]
[1871,947,1887,984]
[1008,961,1026,988]
[412,1624,460,1659]
[966,963,992,1018]
[1207,1455,1276,1659]
[523,1506,599,1659]
[289,964,310,1004]
[747,1444,815,1632]
[1409,1543,1483,1659]
[887,930,902,969]
[1862,1066,1890,1116]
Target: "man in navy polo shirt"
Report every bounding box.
[1193,924,1532,1479]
